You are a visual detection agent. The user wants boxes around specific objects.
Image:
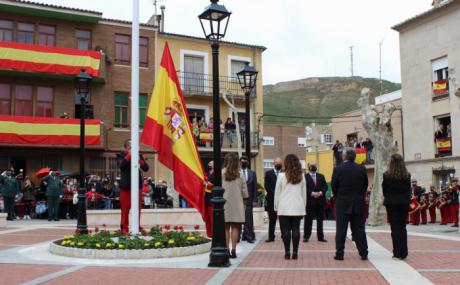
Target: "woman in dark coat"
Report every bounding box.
[382,153,411,260]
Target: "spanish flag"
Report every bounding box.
[141,43,211,236]
[436,138,452,152]
[433,80,448,94]
[355,148,367,165]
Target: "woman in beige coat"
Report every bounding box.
[223,153,248,258]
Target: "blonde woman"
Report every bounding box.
[222,153,248,258]
[274,154,307,260]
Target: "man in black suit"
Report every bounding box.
[303,163,328,243]
[332,148,368,261]
[241,156,258,243]
[264,158,283,242]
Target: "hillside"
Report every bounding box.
[263,77,401,125]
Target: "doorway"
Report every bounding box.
[10,157,26,178]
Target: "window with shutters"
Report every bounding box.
[139,93,147,128]
[183,55,205,93]
[76,29,91,50]
[15,85,33,116]
[0,83,11,115]
[230,59,247,79]
[0,20,13,41]
[17,22,34,44]
[431,57,449,100]
[114,92,129,128]
[115,34,130,65]
[38,25,55,46]
[140,37,148,67]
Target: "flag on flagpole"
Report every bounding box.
[141,42,212,236]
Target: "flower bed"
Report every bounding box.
[49,225,211,259]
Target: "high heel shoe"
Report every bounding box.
[284,252,291,260]
[292,253,298,260]
[230,249,237,259]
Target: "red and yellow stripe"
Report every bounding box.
[0,41,101,77]
[355,148,367,165]
[0,115,100,146]
[436,138,451,152]
[433,80,448,94]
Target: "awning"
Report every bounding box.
[0,115,101,146]
[0,41,101,77]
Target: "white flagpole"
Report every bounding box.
[130,0,140,235]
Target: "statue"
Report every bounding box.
[358,88,398,226]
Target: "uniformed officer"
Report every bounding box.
[0,169,20,220]
[43,170,63,221]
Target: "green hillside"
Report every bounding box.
[263,77,401,125]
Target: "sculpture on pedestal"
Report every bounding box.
[358,88,398,226]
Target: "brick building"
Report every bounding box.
[0,0,266,184]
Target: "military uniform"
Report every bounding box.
[0,174,20,220]
[43,174,63,221]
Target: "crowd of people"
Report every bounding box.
[332,137,374,165]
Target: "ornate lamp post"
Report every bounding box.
[237,63,258,168]
[199,0,231,268]
[75,69,92,234]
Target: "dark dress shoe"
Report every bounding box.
[303,238,309,243]
[54,219,60,221]
[265,239,275,243]
[361,256,368,261]
[246,239,255,244]
[392,255,400,259]
[48,219,53,221]
[318,239,328,243]
[334,255,344,261]
[292,253,298,260]
[230,249,237,259]
[285,253,291,260]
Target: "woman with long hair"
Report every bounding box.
[382,153,411,260]
[274,154,307,260]
[222,153,248,258]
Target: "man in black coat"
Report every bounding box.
[241,156,258,243]
[332,148,368,260]
[303,163,328,242]
[264,158,283,242]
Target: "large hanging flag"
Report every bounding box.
[141,42,211,236]
[433,80,448,94]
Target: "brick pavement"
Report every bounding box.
[0,224,459,284]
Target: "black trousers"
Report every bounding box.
[386,204,408,258]
[3,196,15,219]
[242,204,255,241]
[47,196,60,220]
[335,212,368,257]
[267,210,278,240]
[303,204,325,241]
[279,216,302,254]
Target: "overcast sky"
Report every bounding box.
[38,0,433,84]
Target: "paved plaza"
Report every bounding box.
[0,220,459,285]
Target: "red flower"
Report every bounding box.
[164,231,171,237]
[194,225,200,230]
[141,230,148,236]
[173,226,179,231]
[102,223,107,228]
[178,226,184,231]
[95,227,99,233]
[164,225,171,230]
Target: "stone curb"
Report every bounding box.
[49,240,211,259]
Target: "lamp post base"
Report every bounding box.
[76,186,88,234]
[208,246,231,267]
[208,185,230,267]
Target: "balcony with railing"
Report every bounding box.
[195,130,260,152]
[178,72,255,98]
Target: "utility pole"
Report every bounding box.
[350,46,354,77]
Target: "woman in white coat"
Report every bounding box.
[274,154,307,260]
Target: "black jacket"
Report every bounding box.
[242,168,257,205]
[264,169,280,212]
[117,152,149,190]
[305,172,328,207]
[332,161,368,215]
[382,174,411,206]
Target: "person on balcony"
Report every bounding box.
[224,118,236,147]
[362,138,374,164]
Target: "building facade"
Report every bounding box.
[393,0,460,188]
[262,124,332,171]
[0,1,265,184]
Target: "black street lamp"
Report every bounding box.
[199,0,231,268]
[237,63,258,168]
[75,69,92,235]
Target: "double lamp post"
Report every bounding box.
[199,0,258,267]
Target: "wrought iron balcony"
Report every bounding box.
[177,72,255,98]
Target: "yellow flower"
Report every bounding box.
[144,243,149,247]
[77,242,84,246]
[154,242,161,247]
[168,239,175,245]
[187,236,196,241]
[61,241,67,246]
[95,243,101,248]
[70,242,75,246]
[106,243,112,248]
[63,235,73,240]
[118,244,125,249]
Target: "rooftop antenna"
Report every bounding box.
[350,46,354,77]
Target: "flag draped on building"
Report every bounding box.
[141,42,212,236]
[355,148,367,165]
